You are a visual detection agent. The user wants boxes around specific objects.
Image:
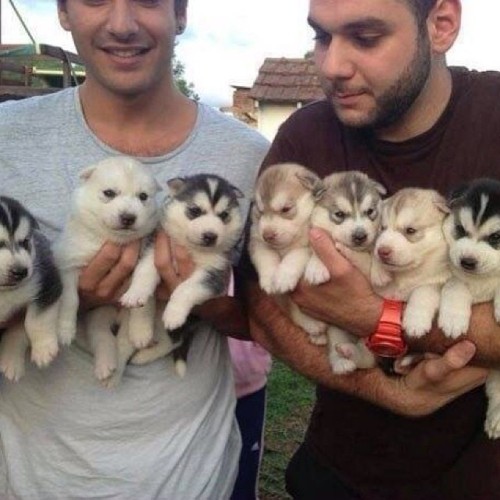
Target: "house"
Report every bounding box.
[249,57,324,140]
[220,85,257,128]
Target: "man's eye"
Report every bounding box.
[312,30,331,46]
[352,34,382,48]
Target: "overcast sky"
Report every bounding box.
[2,0,499,107]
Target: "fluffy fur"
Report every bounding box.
[307,171,386,373]
[0,196,62,381]
[121,173,244,376]
[438,178,500,438]
[54,156,159,386]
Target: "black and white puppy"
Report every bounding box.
[121,173,244,376]
[0,197,62,381]
[438,178,500,438]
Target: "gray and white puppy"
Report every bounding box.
[0,196,62,381]
[438,178,500,438]
[54,156,159,386]
[121,173,244,376]
[306,171,386,373]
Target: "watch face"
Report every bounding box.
[365,337,407,358]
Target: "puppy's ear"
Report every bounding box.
[296,173,325,201]
[231,184,244,199]
[166,177,186,196]
[79,165,96,182]
[447,183,468,208]
[372,180,387,197]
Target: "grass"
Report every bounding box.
[259,360,316,499]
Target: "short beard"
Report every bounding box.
[369,34,431,130]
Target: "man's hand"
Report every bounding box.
[78,241,141,308]
[291,228,382,337]
[388,341,488,417]
[154,231,195,301]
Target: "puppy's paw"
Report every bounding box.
[259,274,275,294]
[308,332,328,345]
[58,321,77,346]
[94,358,117,382]
[329,353,357,375]
[403,309,432,338]
[438,308,469,339]
[120,289,148,308]
[128,329,153,349]
[0,355,25,382]
[272,269,300,294]
[304,258,330,285]
[162,304,188,331]
[485,403,500,439]
[30,337,59,368]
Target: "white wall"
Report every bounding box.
[256,102,298,141]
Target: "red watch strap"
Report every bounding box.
[366,299,407,358]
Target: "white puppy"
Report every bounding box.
[54,156,159,385]
[438,178,500,438]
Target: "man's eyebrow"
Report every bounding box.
[307,16,390,34]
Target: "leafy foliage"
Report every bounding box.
[173,52,199,101]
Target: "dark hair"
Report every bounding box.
[405,0,438,28]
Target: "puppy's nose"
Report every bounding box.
[352,230,368,246]
[9,266,28,282]
[460,257,477,271]
[120,213,136,228]
[262,229,277,243]
[201,232,218,246]
[377,245,392,260]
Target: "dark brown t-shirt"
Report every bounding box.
[262,67,500,499]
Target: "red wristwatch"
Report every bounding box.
[366,299,407,358]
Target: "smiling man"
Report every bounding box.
[248,0,500,498]
[0,0,269,498]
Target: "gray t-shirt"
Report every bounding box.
[0,88,269,500]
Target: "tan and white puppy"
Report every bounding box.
[306,171,386,373]
[249,163,325,295]
[437,178,500,438]
[54,156,159,385]
[372,188,450,338]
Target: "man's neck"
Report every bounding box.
[375,66,453,143]
[78,81,197,157]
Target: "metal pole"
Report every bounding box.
[8,0,36,45]
[0,0,3,44]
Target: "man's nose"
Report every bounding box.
[318,38,356,80]
[106,0,140,40]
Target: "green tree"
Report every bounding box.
[173,52,199,101]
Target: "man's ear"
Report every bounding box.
[427,0,461,54]
[57,1,71,32]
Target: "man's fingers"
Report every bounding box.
[155,231,176,279]
[79,242,122,291]
[309,228,352,277]
[422,340,477,382]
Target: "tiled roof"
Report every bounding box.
[249,57,324,103]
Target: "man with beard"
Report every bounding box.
[248,0,500,498]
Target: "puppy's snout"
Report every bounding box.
[460,256,477,272]
[9,265,28,282]
[351,229,368,246]
[201,232,218,247]
[262,229,277,243]
[120,212,137,228]
[377,245,392,261]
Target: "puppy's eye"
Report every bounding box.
[18,238,31,250]
[455,224,467,238]
[219,211,230,222]
[365,208,375,217]
[334,211,345,220]
[488,232,500,246]
[103,189,116,199]
[405,227,417,235]
[187,206,203,219]
[138,192,148,202]
[281,205,293,214]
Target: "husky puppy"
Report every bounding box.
[306,171,386,373]
[120,173,244,376]
[372,188,450,337]
[54,156,159,384]
[0,196,62,381]
[437,178,500,438]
